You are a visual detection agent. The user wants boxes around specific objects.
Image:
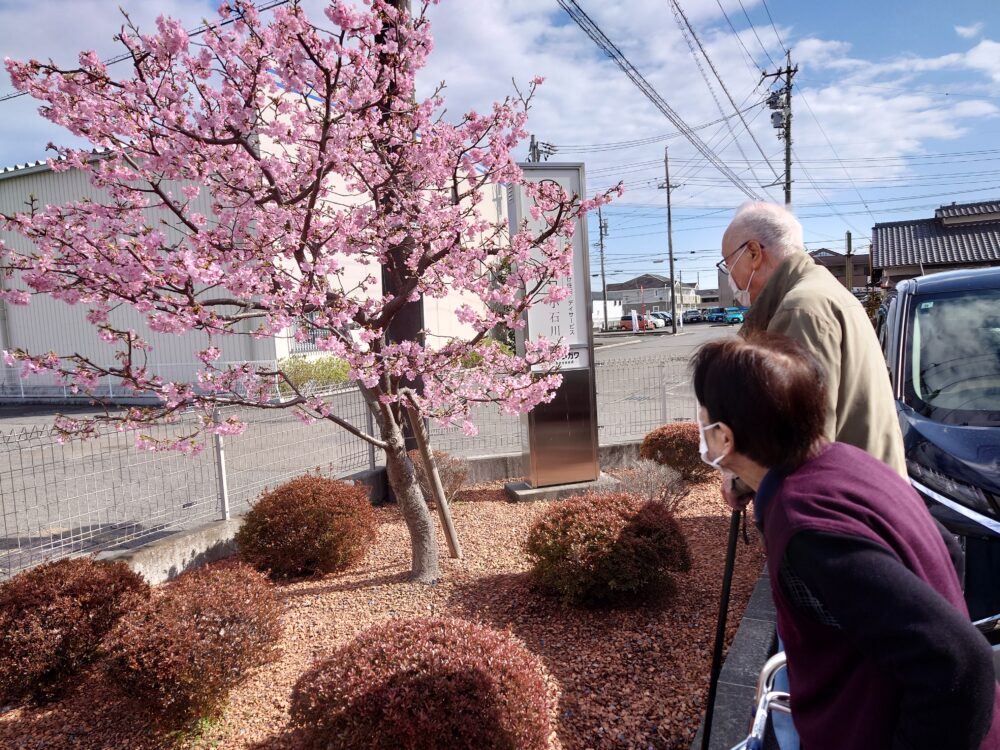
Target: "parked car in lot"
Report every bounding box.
[682,309,703,323]
[705,306,726,323]
[619,314,654,331]
[646,312,667,328]
[724,307,745,325]
[875,267,1000,619]
[649,311,672,326]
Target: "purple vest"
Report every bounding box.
[761,442,1000,750]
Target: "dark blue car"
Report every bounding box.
[876,267,1000,619]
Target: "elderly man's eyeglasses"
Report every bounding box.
[716,241,757,276]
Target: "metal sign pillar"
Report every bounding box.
[509,164,599,488]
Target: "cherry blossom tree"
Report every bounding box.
[0,0,619,582]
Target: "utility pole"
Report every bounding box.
[845,230,853,291]
[763,50,798,206]
[597,206,609,331]
[663,146,678,335]
[528,134,539,163]
[678,269,684,329]
[527,134,556,162]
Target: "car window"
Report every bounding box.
[902,290,1000,426]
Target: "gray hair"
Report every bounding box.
[727,202,804,259]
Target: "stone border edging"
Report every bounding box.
[691,569,778,750]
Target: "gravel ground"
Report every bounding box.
[0,479,765,750]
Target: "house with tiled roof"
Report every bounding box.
[871,199,1000,286]
[809,248,871,292]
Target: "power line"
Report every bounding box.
[750,1,872,221]
[713,0,762,74]
[593,182,1000,234]
[759,0,788,54]
[667,0,759,186]
[556,103,763,152]
[797,90,876,221]
[556,0,762,200]
[0,0,292,103]
[590,146,1000,166]
[735,0,777,68]
[672,88,767,188]
[668,0,780,181]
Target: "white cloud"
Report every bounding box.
[955,22,984,39]
[0,0,998,223]
[0,0,225,166]
[965,40,1000,83]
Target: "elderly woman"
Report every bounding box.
[692,332,1000,750]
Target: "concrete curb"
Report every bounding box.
[97,519,243,585]
[691,569,778,750]
[103,441,644,584]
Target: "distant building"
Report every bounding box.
[809,248,871,292]
[696,288,720,306]
[871,199,1000,287]
[590,291,623,330]
[605,274,698,315]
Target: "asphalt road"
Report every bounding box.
[594,322,738,362]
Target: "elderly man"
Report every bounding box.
[717,202,908,750]
[719,201,906,477]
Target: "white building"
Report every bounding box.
[0,156,503,399]
[605,273,698,315]
[590,294,623,331]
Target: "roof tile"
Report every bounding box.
[871,215,1000,268]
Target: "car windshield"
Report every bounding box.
[903,289,1000,426]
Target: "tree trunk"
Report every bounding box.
[382,416,440,582]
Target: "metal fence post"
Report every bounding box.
[212,408,231,520]
[658,362,668,425]
[365,406,377,471]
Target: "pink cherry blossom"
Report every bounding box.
[1,0,619,582]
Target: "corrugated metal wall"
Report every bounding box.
[0,165,274,372]
[0,159,502,380]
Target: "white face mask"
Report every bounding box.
[725,243,755,307]
[696,409,728,470]
[728,266,755,307]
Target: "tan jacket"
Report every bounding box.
[742,251,907,477]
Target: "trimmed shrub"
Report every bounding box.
[277,355,350,396]
[0,557,149,705]
[459,339,515,368]
[616,459,689,513]
[526,492,691,607]
[104,563,283,728]
[290,617,552,750]
[407,449,469,505]
[236,474,377,578]
[640,422,712,481]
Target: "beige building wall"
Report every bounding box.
[0,164,276,382]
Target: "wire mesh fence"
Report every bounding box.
[0,415,219,578]
[0,355,694,579]
[0,361,287,403]
[595,355,695,441]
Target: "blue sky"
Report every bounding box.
[1,0,998,290]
